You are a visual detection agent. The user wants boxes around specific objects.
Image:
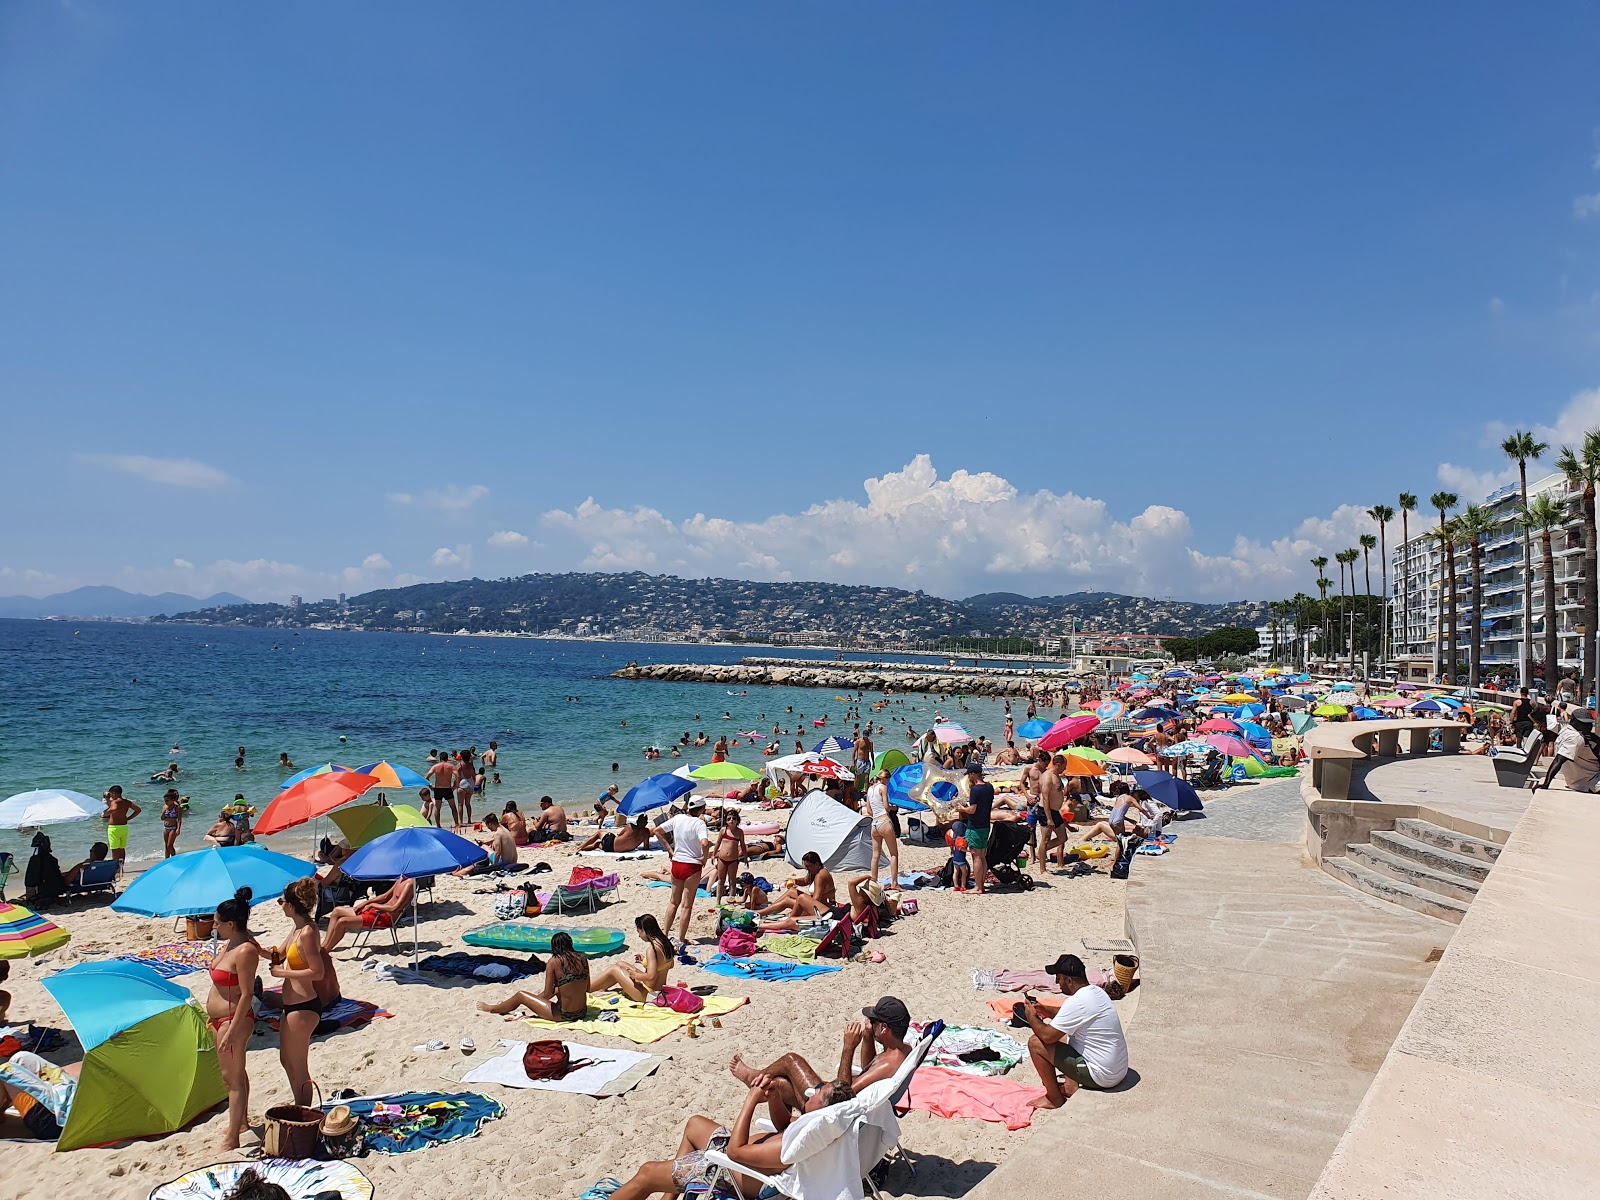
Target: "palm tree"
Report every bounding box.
[1454,505,1495,688]
[1398,492,1418,657]
[1430,491,1459,681]
[1521,495,1566,692]
[1557,433,1600,694]
[1311,556,1329,661]
[1368,504,1395,665]
[1338,548,1359,674]
[1502,431,1548,687]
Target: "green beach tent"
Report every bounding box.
[41,960,225,1151]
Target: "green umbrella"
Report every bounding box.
[330,802,432,847]
[688,762,762,781]
[873,749,911,774]
[1063,747,1109,762]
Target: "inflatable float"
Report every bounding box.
[461,924,626,957]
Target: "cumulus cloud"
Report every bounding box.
[1483,387,1600,466]
[386,484,489,514]
[1576,192,1600,219]
[488,530,529,548]
[540,455,1366,601]
[341,553,393,587]
[430,546,467,567]
[1435,462,1518,502]
[79,453,232,488]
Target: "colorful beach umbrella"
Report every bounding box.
[1408,699,1450,714]
[1065,746,1109,761]
[112,846,315,917]
[1203,734,1260,760]
[1198,717,1243,734]
[354,761,430,790]
[619,773,696,817]
[931,725,974,744]
[1105,746,1155,766]
[1059,754,1106,777]
[1015,719,1054,740]
[41,960,226,1151]
[1095,700,1127,719]
[872,749,911,774]
[1039,715,1100,752]
[689,762,763,781]
[329,802,432,848]
[341,827,488,963]
[254,771,378,836]
[1290,712,1318,735]
[0,789,102,830]
[1219,693,1257,704]
[804,758,855,780]
[812,736,854,755]
[0,900,70,959]
[277,763,353,791]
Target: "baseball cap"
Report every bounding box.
[1044,953,1087,978]
[965,763,984,776]
[1572,710,1594,728]
[686,796,707,812]
[861,996,911,1037]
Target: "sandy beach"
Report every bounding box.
[5,820,1132,1200]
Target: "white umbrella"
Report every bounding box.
[0,789,102,830]
[766,752,829,772]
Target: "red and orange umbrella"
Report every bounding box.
[254,772,378,836]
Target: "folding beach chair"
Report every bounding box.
[0,852,12,901]
[63,859,121,902]
[541,872,620,915]
[350,908,415,958]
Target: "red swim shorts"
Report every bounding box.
[360,910,395,929]
[670,861,702,883]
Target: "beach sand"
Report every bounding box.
[4,826,1130,1199]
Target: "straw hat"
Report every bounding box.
[320,1104,358,1137]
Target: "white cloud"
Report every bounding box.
[79,453,232,488]
[540,455,1371,601]
[1436,462,1518,502]
[340,553,393,587]
[488,530,529,548]
[1576,193,1600,219]
[172,558,194,570]
[386,484,489,514]
[1484,387,1600,464]
[431,546,464,567]
[1489,297,1505,315]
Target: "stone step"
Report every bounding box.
[1370,829,1491,883]
[1321,856,1468,925]
[1346,842,1482,905]
[1393,818,1502,865]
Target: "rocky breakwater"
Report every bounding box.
[611,662,1055,697]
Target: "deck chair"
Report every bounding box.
[541,872,620,915]
[63,859,121,901]
[1491,728,1545,789]
[0,852,13,901]
[705,1020,944,1200]
[349,908,414,958]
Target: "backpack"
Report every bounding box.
[651,985,704,1014]
[522,1040,593,1080]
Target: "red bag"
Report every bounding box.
[718,928,758,958]
[651,985,704,1014]
[522,1039,593,1080]
[568,865,603,887]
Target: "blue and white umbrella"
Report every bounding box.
[813,736,854,755]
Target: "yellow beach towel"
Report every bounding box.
[522,992,749,1044]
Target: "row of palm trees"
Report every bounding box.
[1268,428,1598,690]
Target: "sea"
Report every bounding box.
[0,619,1032,869]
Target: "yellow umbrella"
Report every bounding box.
[1220,692,1257,703]
[330,803,432,847]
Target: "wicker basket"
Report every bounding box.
[1112,954,1139,993]
[263,1080,323,1160]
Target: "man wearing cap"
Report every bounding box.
[1533,709,1600,793]
[958,763,994,894]
[1022,953,1128,1106]
[652,796,710,949]
[729,995,912,1122]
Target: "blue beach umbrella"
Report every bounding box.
[1132,707,1182,722]
[112,846,315,917]
[1351,707,1381,720]
[1408,699,1450,714]
[1234,703,1266,719]
[813,736,854,755]
[1132,770,1204,812]
[279,763,353,791]
[1237,721,1272,742]
[619,773,696,817]
[342,827,488,963]
[1016,719,1054,739]
[355,761,431,790]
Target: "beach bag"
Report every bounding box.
[263,1080,324,1159]
[493,889,528,921]
[568,864,604,887]
[718,928,759,958]
[651,985,704,1014]
[1113,954,1140,993]
[522,1040,593,1081]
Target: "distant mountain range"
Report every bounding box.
[0,586,250,620]
[151,572,1266,640]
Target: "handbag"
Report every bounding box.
[650,985,704,1014]
[522,1040,594,1080]
[263,1080,324,1159]
[718,928,758,958]
[493,890,528,920]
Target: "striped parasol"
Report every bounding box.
[0,899,70,959]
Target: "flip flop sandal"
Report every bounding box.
[412,1039,448,1052]
[461,1037,477,1053]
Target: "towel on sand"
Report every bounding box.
[906,1066,1046,1130]
[757,934,823,961]
[114,940,220,978]
[458,1039,663,1095]
[418,951,543,981]
[325,1091,503,1155]
[911,1023,1026,1076]
[974,968,1062,994]
[260,990,392,1036]
[984,995,1063,1023]
[520,992,748,1044]
[700,953,841,982]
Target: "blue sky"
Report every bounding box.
[4,2,1599,603]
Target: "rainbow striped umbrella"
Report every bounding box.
[0,900,70,959]
[354,761,430,790]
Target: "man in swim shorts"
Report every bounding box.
[425,756,458,827]
[101,786,141,864]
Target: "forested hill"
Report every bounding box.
[153,572,1268,641]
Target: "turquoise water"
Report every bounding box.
[0,620,1018,867]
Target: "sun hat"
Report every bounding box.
[320,1104,358,1137]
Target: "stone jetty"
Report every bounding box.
[610,660,1068,697]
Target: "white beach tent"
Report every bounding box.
[783,790,873,874]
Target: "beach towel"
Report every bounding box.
[577,849,664,859]
[149,1158,374,1200]
[974,969,1062,994]
[457,1039,664,1095]
[757,934,823,962]
[418,951,542,981]
[519,992,748,1044]
[260,990,392,1036]
[113,940,219,978]
[984,995,1063,1024]
[325,1091,503,1155]
[643,880,714,897]
[700,952,841,983]
[905,1066,1046,1130]
[912,1022,1026,1076]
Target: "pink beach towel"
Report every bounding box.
[905,1066,1046,1130]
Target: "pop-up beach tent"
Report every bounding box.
[783,790,873,874]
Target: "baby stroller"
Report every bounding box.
[984,822,1035,891]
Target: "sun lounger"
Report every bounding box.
[540,873,620,915]
[63,859,121,901]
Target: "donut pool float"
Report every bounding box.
[462,924,627,957]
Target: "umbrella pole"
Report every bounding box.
[412,890,419,967]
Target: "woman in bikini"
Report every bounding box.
[206,887,261,1150]
[589,914,674,1002]
[160,789,183,858]
[267,878,326,1106]
[477,931,591,1021]
[712,809,746,906]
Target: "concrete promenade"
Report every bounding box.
[970,785,1441,1200]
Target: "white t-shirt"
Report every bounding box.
[866,782,890,822]
[1553,725,1600,791]
[654,813,710,866]
[1049,984,1129,1088]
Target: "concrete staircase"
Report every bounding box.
[1321,818,1501,924]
